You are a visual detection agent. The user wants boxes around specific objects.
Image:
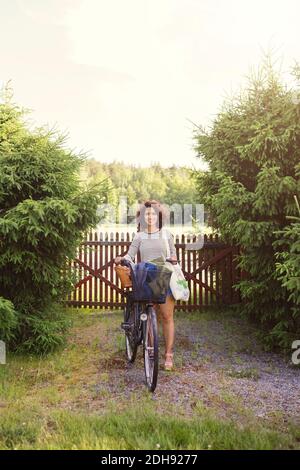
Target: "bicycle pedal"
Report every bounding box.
[121,322,131,331]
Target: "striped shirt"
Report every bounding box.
[123,227,176,264]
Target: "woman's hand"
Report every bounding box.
[114,256,123,265]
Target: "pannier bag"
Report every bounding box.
[131,261,172,303]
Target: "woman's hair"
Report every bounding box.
[136,199,169,232]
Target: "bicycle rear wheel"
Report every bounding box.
[143,305,159,392]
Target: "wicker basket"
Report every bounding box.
[114,265,132,288]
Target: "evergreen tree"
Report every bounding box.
[192,59,300,350]
[0,89,107,353]
[273,195,300,346]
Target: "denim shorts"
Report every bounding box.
[166,286,174,299]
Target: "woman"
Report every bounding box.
[114,200,177,370]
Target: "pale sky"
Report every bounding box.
[0,0,299,168]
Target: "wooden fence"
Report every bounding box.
[64,232,241,311]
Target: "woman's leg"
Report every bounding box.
[158,295,176,355]
[153,304,161,326]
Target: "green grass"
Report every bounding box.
[0,308,299,450]
[0,404,294,450]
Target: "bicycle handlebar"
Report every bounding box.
[120,258,132,268]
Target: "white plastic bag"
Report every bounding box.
[162,229,190,301]
[169,263,190,301]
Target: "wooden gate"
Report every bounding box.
[64,232,241,311]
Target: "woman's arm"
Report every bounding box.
[168,231,177,258]
[164,228,177,259]
[114,232,141,264]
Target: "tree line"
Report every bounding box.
[80,159,200,207]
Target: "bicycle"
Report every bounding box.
[119,258,175,392]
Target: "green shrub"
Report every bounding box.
[192,58,300,350]
[15,304,72,355]
[0,296,18,342]
[271,196,300,348]
[0,87,108,353]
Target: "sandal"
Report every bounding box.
[164,352,174,371]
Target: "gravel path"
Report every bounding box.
[176,317,300,420]
[82,311,300,428]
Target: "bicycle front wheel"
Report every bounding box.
[143,305,159,392]
[123,297,138,363]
